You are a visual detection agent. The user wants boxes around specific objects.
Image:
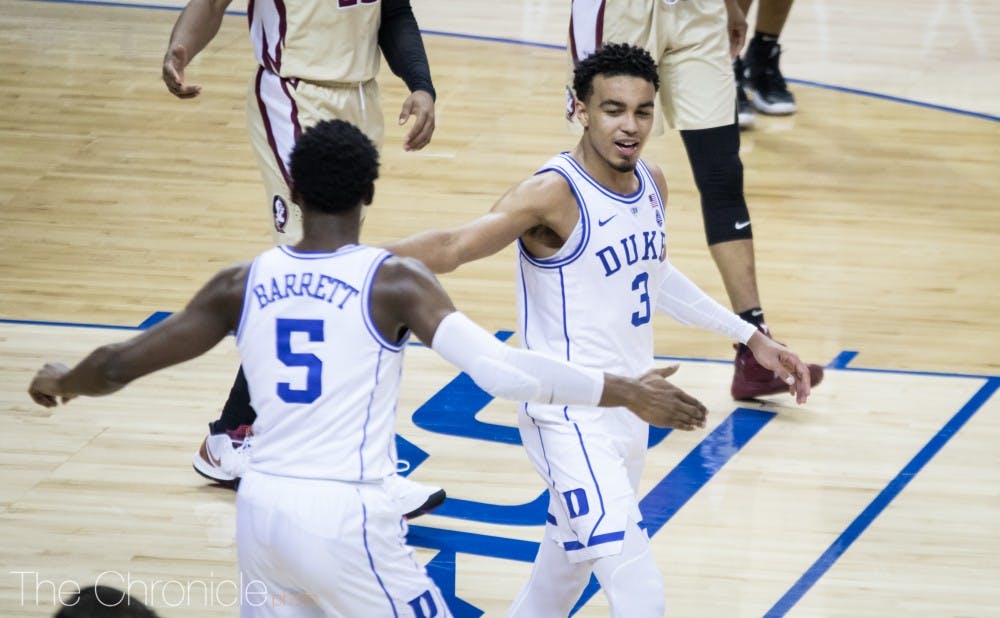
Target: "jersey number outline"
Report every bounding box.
[631,272,651,326]
[276,318,324,403]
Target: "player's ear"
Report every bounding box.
[575,99,589,129]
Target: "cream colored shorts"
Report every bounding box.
[246,66,383,244]
[569,0,735,132]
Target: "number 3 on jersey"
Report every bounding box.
[276,318,324,403]
[631,272,651,326]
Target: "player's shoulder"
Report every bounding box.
[375,254,437,291]
[640,159,668,195]
[512,167,577,207]
[640,158,666,182]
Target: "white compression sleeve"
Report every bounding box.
[655,262,758,344]
[430,312,605,406]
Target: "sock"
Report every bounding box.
[209,366,257,435]
[738,308,768,352]
[748,31,780,61]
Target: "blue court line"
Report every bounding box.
[19,0,1000,123]
[765,376,1000,616]
[0,317,147,331]
[827,350,859,369]
[3,315,997,381]
[786,78,1000,123]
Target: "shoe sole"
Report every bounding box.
[191,450,238,486]
[747,90,797,115]
[403,489,447,520]
[738,111,755,129]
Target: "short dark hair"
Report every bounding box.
[572,43,659,103]
[54,585,159,617]
[290,119,380,214]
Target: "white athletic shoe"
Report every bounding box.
[385,473,446,520]
[192,425,253,486]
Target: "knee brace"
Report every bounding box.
[680,124,752,245]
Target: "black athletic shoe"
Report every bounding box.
[744,42,797,115]
[734,57,755,129]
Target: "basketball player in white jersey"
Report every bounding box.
[567,0,824,402]
[28,119,710,617]
[162,0,442,510]
[388,44,813,616]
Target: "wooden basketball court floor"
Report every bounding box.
[1,0,998,615]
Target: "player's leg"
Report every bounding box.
[508,517,593,618]
[237,473,450,617]
[246,67,305,245]
[192,68,313,489]
[591,520,664,617]
[512,409,645,615]
[741,0,797,114]
[662,1,822,399]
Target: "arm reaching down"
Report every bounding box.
[655,261,812,403]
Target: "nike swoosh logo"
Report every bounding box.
[206,441,223,467]
[598,215,617,227]
[734,220,751,230]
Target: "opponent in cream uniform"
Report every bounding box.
[234,243,449,617]
[516,153,667,564]
[246,0,385,242]
[568,0,735,131]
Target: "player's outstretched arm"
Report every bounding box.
[28,265,247,407]
[162,0,233,98]
[369,256,708,430]
[385,172,572,273]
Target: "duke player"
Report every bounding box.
[388,44,813,616]
[28,120,705,617]
[162,0,441,508]
[567,0,824,401]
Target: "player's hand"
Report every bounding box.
[28,363,76,407]
[162,44,202,99]
[629,365,708,430]
[724,0,748,58]
[746,332,812,404]
[399,90,435,151]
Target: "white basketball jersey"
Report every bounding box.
[248,0,381,83]
[236,244,406,481]
[517,153,667,391]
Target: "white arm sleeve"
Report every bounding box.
[655,261,758,344]
[431,312,605,406]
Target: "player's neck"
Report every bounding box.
[295,211,362,252]
[571,143,640,195]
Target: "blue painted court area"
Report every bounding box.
[3,314,996,615]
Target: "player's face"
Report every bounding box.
[576,74,656,173]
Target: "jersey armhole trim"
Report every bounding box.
[234,257,260,345]
[362,251,410,352]
[518,167,591,269]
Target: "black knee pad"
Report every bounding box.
[680,124,753,245]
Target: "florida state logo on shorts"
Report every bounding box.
[273,196,288,233]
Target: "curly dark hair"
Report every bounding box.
[290,119,380,214]
[572,42,659,104]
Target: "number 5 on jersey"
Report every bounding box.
[276,318,324,403]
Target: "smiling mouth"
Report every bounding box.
[615,140,638,156]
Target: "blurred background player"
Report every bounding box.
[161,0,443,512]
[734,0,798,128]
[567,0,822,401]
